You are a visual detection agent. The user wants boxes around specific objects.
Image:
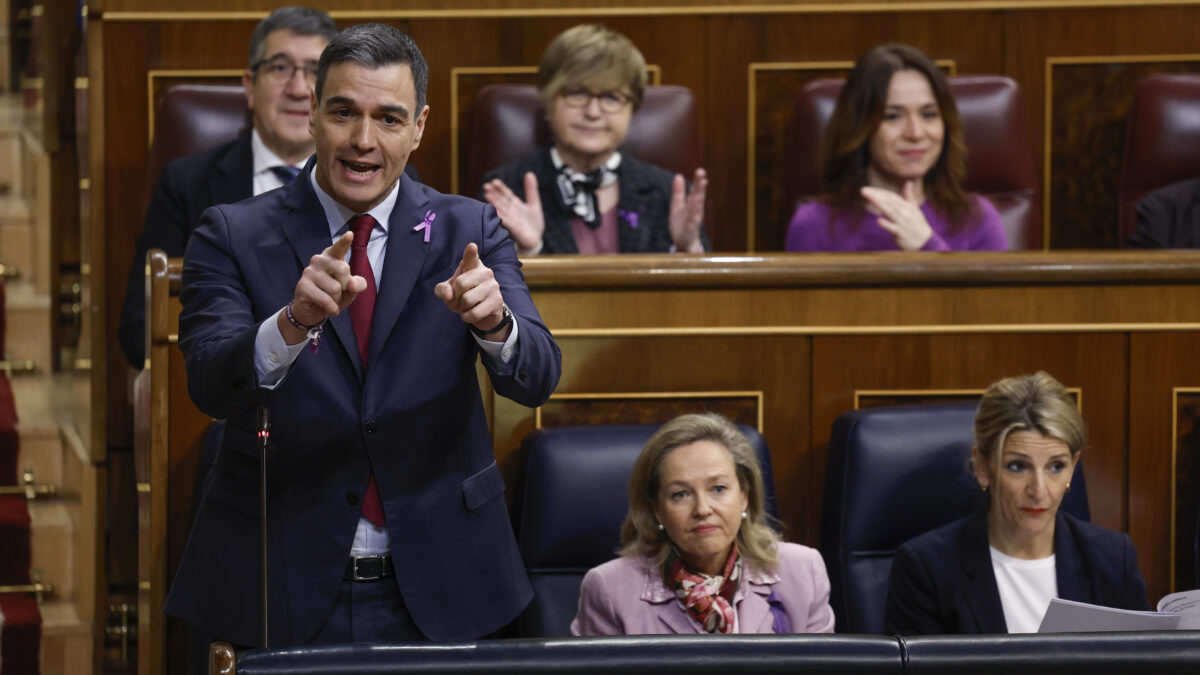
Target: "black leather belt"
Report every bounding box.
[344,554,394,581]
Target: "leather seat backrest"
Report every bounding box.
[145,84,250,206]
[1118,73,1200,244]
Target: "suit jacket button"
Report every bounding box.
[364,419,377,434]
[346,491,360,506]
[518,367,528,380]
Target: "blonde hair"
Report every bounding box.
[536,24,647,110]
[974,371,1086,471]
[619,414,780,570]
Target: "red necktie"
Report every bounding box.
[348,214,385,527]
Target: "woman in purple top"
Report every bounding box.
[785,43,1007,252]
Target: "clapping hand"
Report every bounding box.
[669,167,708,253]
[483,172,545,253]
[860,180,933,251]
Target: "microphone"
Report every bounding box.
[257,406,271,647]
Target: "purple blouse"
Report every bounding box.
[784,195,1008,252]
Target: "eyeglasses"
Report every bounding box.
[559,88,633,113]
[254,56,319,85]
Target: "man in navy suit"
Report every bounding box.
[165,22,561,647]
[118,6,340,369]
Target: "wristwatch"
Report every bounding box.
[470,303,513,338]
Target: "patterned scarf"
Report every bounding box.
[551,147,621,229]
[661,543,742,634]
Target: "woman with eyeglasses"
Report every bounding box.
[480,24,709,255]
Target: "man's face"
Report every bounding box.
[243,29,328,164]
[310,61,428,214]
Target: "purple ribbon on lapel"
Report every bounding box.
[767,590,791,633]
[414,209,436,243]
[618,209,639,229]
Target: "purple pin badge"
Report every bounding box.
[619,209,640,229]
[414,209,436,243]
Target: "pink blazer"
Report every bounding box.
[570,542,836,635]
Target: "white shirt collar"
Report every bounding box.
[307,164,400,239]
[250,128,307,176]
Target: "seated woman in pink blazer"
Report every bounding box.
[571,414,835,635]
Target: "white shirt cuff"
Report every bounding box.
[473,315,519,371]
[254,308,308,389]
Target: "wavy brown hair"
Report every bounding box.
[817,43,974,229]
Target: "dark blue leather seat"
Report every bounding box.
[900,631,1200,674]
[514,423,776,637]
[820,401,1090,634]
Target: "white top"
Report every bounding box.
[250,129,306,196]
[990,546,1057,633]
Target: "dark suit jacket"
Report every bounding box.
[1127,177,1200,249]
[885,510,1149,635]
[163,160,561,647]
[480,147,710,254]
[119,135,418,368]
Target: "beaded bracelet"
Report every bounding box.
[285,302,324,353]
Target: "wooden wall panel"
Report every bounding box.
[1047,58,1200,249]
[1129,332,1200,604]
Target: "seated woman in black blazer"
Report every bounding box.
[885,371,1149,635]
[480,24,708,255]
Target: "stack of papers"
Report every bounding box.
[1038,589,1200,632]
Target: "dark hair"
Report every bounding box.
[247,6,337,71]
[818,43,973,228]
[315,23,429,111]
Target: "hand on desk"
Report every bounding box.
[279,231,367,344]
[435,243,511,342]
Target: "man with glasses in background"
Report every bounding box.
[119,6,414,370]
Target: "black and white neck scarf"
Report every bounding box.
[551,148,621,229]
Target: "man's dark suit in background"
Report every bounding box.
[1127,177,1200,249]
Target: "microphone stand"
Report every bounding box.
[257,407,271,648]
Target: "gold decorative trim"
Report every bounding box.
[745,59,954,251]
[146,69,243,146]
[449,66,537,196]
[1168,386,1200,592]
[534,390,764,432]
[448,65,661,196]
[168,334,178,344]
[547,322,1200,338]
[1043,54,1200,250]
[137,482,151,493]
[75,77,88,90]
[853,386,1082,410]
[99,2,1200,22]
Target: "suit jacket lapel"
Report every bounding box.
[655,603,698,634]
[367,174,432,370]
[739,585,775,633]
[1054,513,1090,603]
[616,158,657,253]
[212,134,254,206]
[278,159,363,376]
[960,510,1008,633]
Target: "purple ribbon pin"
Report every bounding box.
[619,209,639,229]
[414,209,436,243]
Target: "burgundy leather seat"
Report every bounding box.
[144,84,250,204]
[465,84,700,197]
[1118,73,1200,245]
[786,76,1041,250]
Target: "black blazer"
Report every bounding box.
[885,510,1149,635]
[480,147,709,254]
[1127,177,1200,249]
